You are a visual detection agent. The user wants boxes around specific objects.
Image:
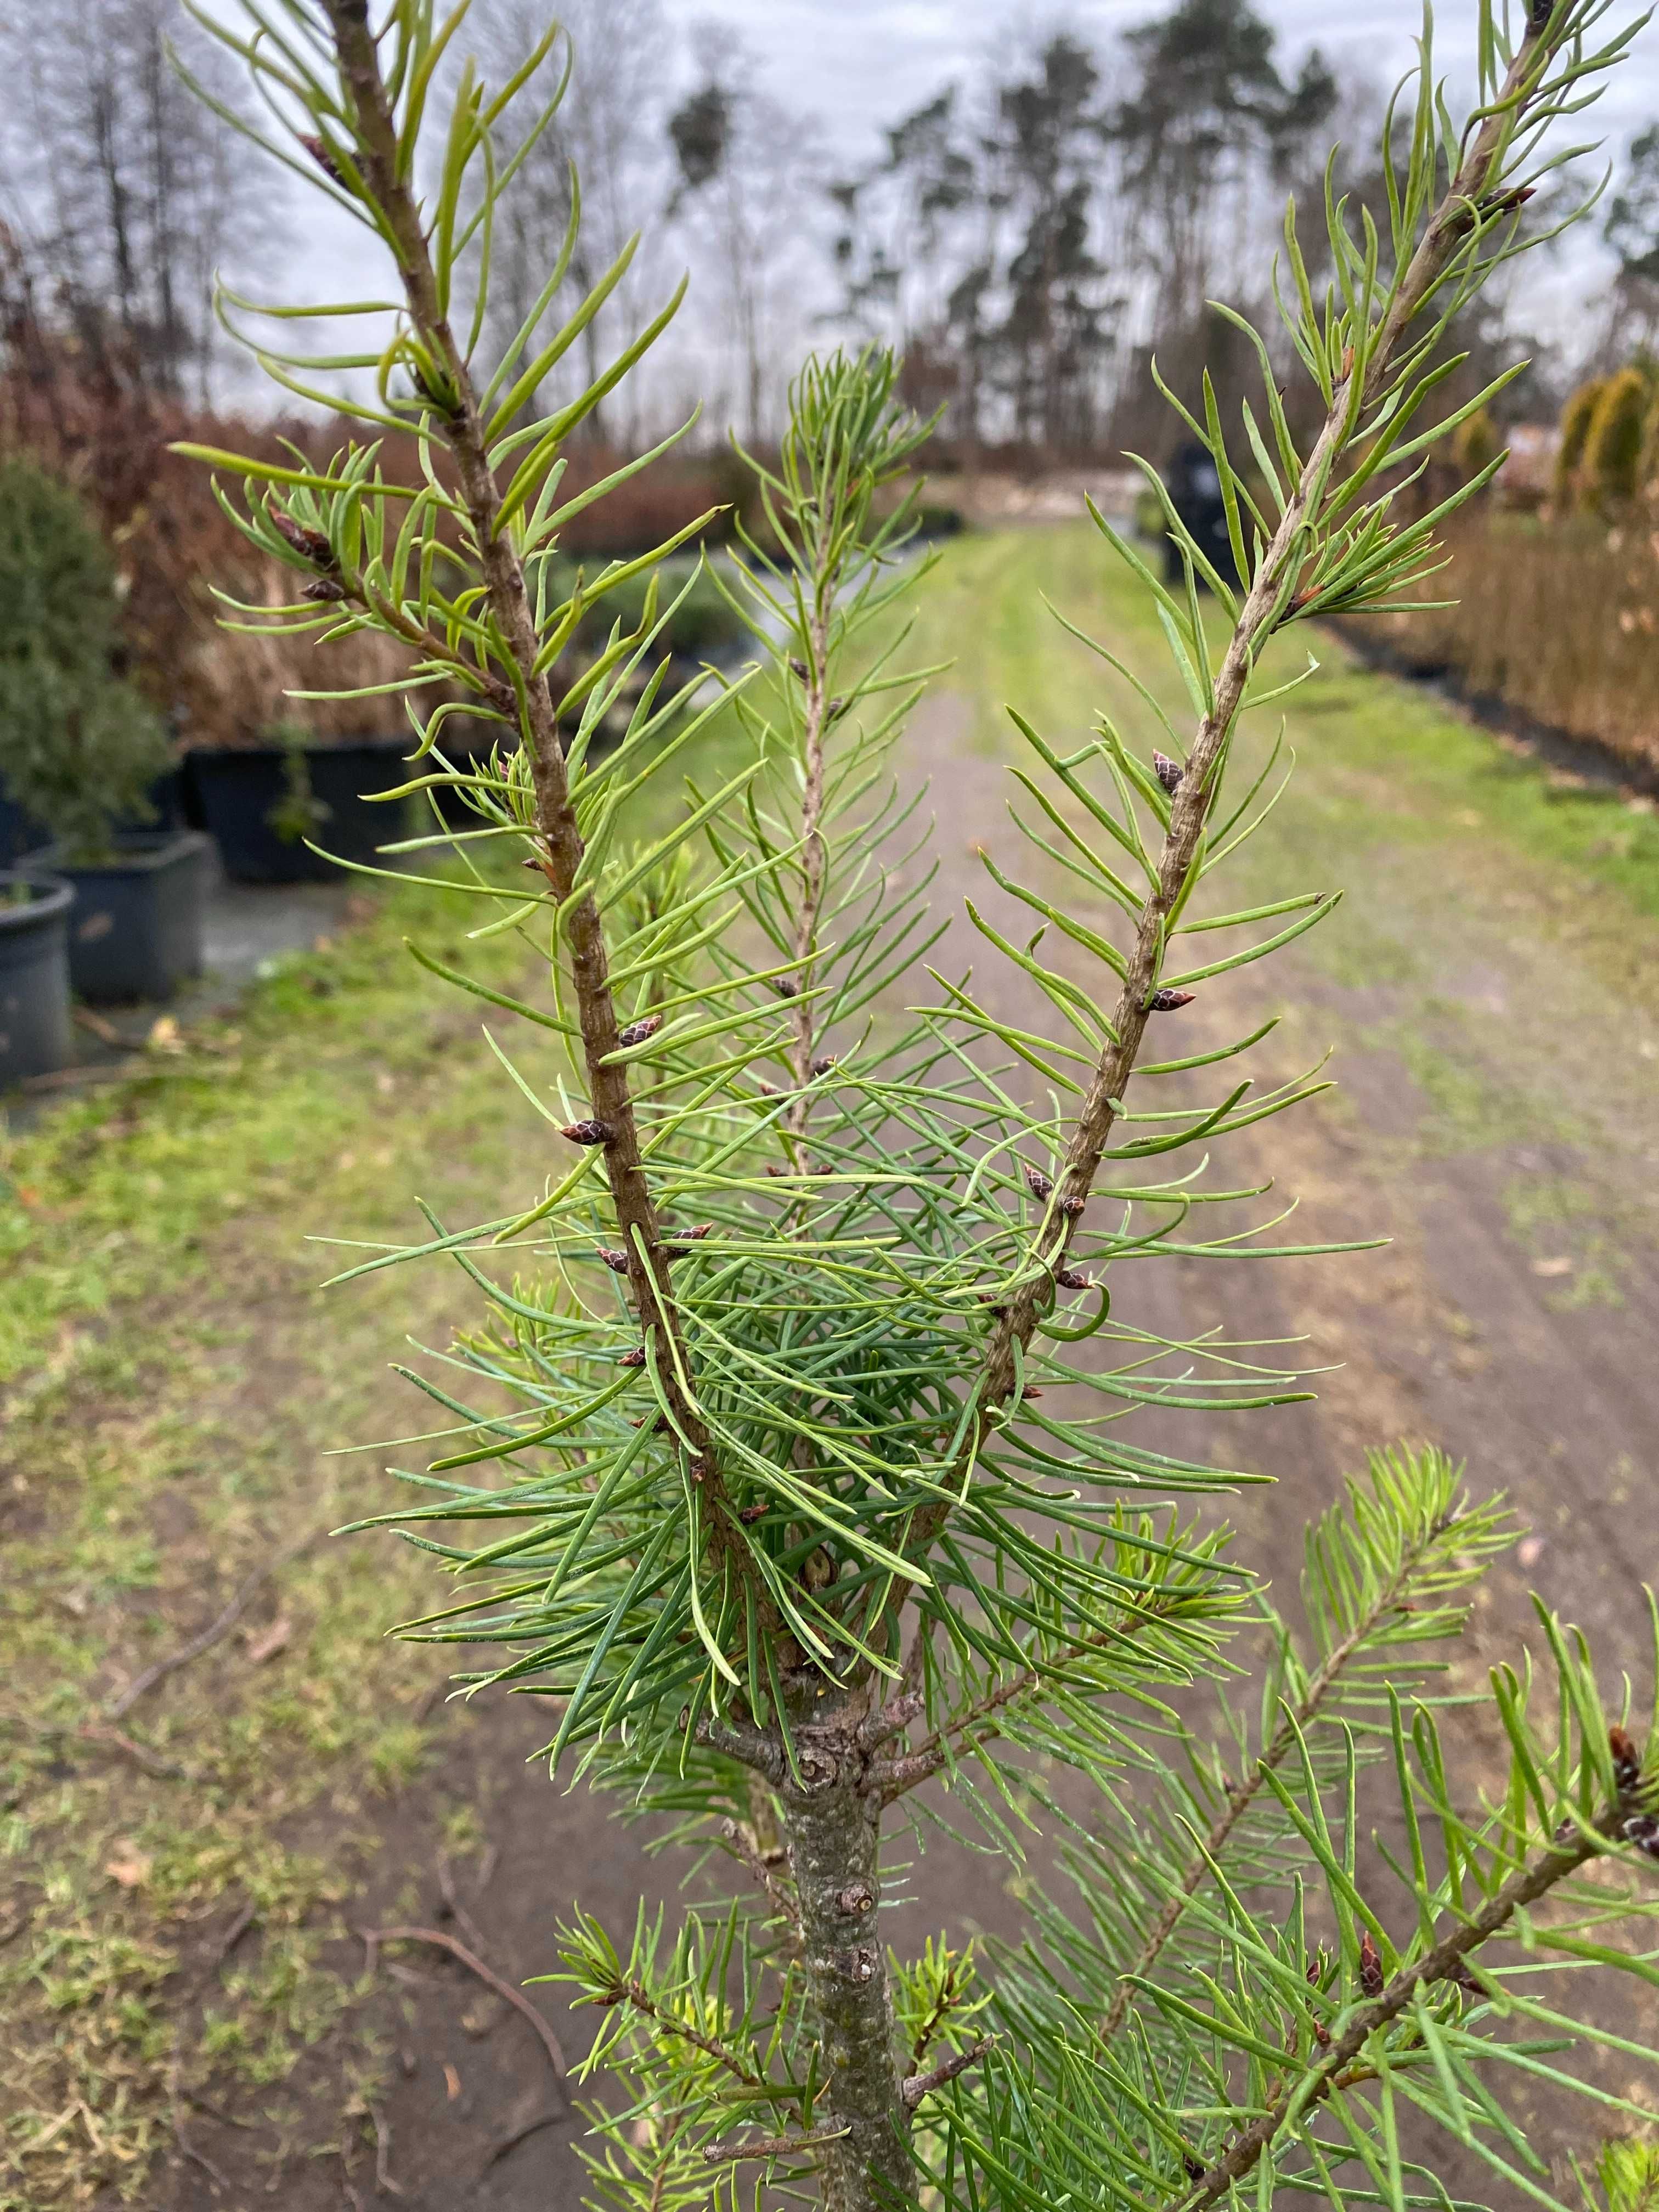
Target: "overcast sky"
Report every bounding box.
[226,0,1656,408]
[701,0,1657,163]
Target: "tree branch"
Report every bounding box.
[782,523,834,1143]
[901,2035,993,2110]
[319,0,759,1602]
[704,2121,850,2164]
[867,1588,1198,1805]
[886,0,1578,1620]
[610,1977,772,2093]
[1098,1507,1464,2042]
[720,1815,800,1938]
[1163,1804,1632,2212]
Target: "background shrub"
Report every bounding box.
[0,458,173,860]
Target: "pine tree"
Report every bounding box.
[179,5,1658,2207]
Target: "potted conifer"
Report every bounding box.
[0,459,211,1002]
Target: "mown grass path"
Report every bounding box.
[2,521,1656,2209]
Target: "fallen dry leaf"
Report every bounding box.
[105,1842,152,1888]
[444,2062,462,2102]
[1517,1536,1545,1570]
[145,1015,184,1054]
[1530,1255,1573,1278]
[245,1617,292,1666]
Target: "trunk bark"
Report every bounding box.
[780,1762,911,2209]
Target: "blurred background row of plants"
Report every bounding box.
[5,0,1659,808]
[1334,352,1659,783]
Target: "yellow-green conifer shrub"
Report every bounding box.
[1555,374,1607,505]
[1583,365,1650,507]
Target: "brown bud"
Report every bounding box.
[618,1346,647,1369]
[617,1013,663,1049]
[1182,2154,1205,2182]
[1148,988,1195,1013]
[596,1246,631,1275]
[1314,2021,1331,2046]
[1358,1931,1384,1998]
[299,132,345,184]
[1622,1814,1659,1861]
[1054,1267,1093,1292]
[774,978,797,999]
[1057,1193,1086,1218]
[810,1054,837,1077]
[789,656,809,682]
[1153,750,1184,795]
[663,1222,714,1257]
[1023,1163,1053,1200]
[825,696,847,720]
[560,1118,613,1147]
[802,1546,835,1592]
[1610,1724,1643,1795]
[301,577,346,602]
[754,1079,780,1097]
[738,1502,768,1525]
[688,1454,714,1485]
[270,507,334,568]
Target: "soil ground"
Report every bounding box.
[4,520,1658,2210]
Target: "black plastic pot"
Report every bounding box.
[32,830,212,1003]
[3,766,184,862]
[0,791,48,864]
[184,738,414,884]
[0,872,73,1086]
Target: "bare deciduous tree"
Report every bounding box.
[1,0,265,402]
[666,21,823,443]
[470,0,670,441]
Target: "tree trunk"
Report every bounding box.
[780,1762,911,2210]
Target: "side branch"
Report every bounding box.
[897,1,1575,1593]
[902,2036,994,2111]
[320,0,757,1593]
[867,1592,1197,1805]
[1097,1508,1462,2042]
[783,537,834,1141]
[1166,1806,1632,2212]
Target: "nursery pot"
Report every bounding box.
[32,830,212,1005]
[184,737,414,885]
[0,789,48,865]
[0,872,73,1086]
